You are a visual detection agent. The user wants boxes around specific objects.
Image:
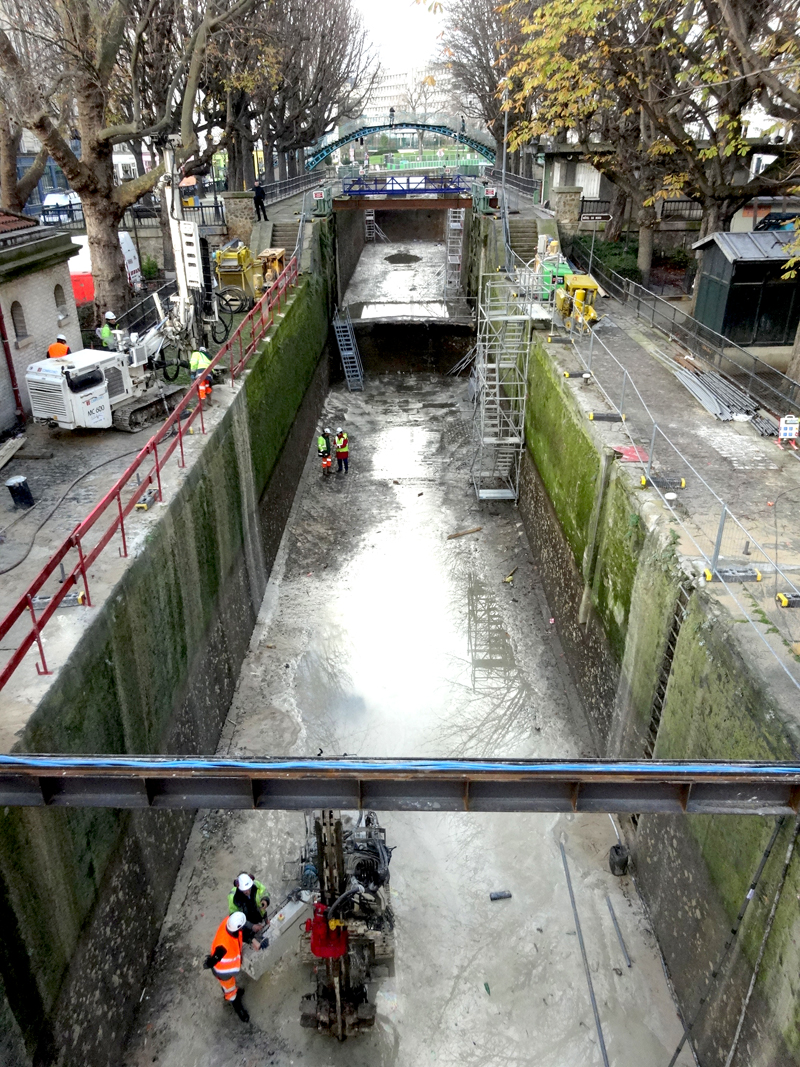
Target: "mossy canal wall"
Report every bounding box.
[0,225,335,1067]
[519,334,800,1064]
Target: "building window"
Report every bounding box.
[10,301,27,340]
[54,283,69,322]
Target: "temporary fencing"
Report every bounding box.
[0,256,298,693]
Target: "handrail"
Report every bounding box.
[0,256,299,692]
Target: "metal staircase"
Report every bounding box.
[333,307,364,391]
[364,210,389,243]
[470,275,532,501]
[444,208,465,298]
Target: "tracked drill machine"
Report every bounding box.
[298,810,395,1038]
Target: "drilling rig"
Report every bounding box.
[25,141,232,432]
[297,810,395,1038]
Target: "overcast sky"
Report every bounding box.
[351,0,445,72]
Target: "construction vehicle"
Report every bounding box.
[296,809,395,1038]
[25,144,232,432]
[555,273,601,331]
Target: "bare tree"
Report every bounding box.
[0,0,253,316]
[0,101,47,212]
[402,75,437,156]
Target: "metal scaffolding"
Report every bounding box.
[470,273,536,501]
[364,209,388,243]
[444,208,465,298]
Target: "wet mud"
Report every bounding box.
[122,375,693,1067]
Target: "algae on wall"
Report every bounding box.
[0,255,332,1067]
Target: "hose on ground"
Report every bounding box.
[0,447,142,575]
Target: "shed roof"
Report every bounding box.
[0,211,39,237]
[692,230,795,263]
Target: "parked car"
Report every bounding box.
[41,190,84,225]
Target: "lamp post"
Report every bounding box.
[501,85,509,205]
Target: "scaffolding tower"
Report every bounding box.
[444,208,465,299]
[470,275,533,501]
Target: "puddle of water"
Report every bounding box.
[384,252,422,265]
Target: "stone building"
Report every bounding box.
[0,211,80,431]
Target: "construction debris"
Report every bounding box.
[490,890,512,901]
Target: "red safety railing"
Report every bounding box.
[0,256,299,692]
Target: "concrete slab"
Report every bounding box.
[122,375,693,1067]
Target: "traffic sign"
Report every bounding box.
[581,212,612,221]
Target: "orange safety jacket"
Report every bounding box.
[47,342,70,358]
[210,917,243,980]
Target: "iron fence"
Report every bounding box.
[579,198,612,216]
[661,199,703,221]
[569,236,800,416]
[549,295,800,691]
[491,169,542,202]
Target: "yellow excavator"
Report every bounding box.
[555,274,601,331]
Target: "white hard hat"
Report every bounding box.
[104,311,116,320]
[56,333,67,342]
[237,873,254,892]
[227,911,247,933]
[336,426,343,433]
[323,427,331,434]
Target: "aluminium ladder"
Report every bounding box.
[333,307,364,391]
[444,208,465,299]
[364,210,389,243]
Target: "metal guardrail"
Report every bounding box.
[25,201,228,232]
[569,236,800,416]
[491,169,542,203]
[551,294,800,691]
[1,754,799,813]
[0,257,299,693]
[579,198,612,216]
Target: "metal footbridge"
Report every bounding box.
[306,122,496,170]
[2,755,799,814]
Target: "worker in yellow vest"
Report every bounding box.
[335,427,349,473]
[204,911,249,1021]
[99,312,117,349]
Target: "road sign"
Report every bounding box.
[581,212,612,221]
[312,190,325,200]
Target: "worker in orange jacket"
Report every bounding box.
[47,334,70,358]
[204,911,250,1022]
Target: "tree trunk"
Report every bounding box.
[787,319,800,384]
[288,150,297,178]
[263,142,275,184]
[242,141,255,188]
[278,151,288,182]
[84,196,129,320]
[605,184,627,242]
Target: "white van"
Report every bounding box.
[41,190,83,224]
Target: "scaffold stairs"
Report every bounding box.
[333,307,364,391]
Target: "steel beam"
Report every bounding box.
[333,197,472,212]
[0,756,799,814]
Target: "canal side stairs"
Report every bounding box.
[333,307,364,391]
[507,219,539,265]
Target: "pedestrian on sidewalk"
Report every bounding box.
[228,872,270,949]
[335,427,349,473]
[203,911,250,1022]
[252,180,268,222]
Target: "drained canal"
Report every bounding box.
[122,375,692,1067]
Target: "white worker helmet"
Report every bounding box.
[199,346,208,354]
[323,427,331,434]
[226,911,247,933]
[56,333,67,342]
[236,873,254,892]
[104,311,116,320]
[336,426,343,433]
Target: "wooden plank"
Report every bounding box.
[0,436,24,471]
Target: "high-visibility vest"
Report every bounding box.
[210,917,242,978]
[317,435,329,454]
[100,323,114,348]
[228,880,269,920]
[335,433,349,455]
[190,350,212,374]
[47,342,69,358]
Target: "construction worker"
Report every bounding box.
[189,346,212,382]
[99,311,117,349]
[317,426,332,476]
[228,872,270,948]
[335,427,349,473]
[203,911,249,1022]
[47,333,70,358]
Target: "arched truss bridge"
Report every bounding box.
[306,122,496,171]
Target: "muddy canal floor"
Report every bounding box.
[123,374,693,1067]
